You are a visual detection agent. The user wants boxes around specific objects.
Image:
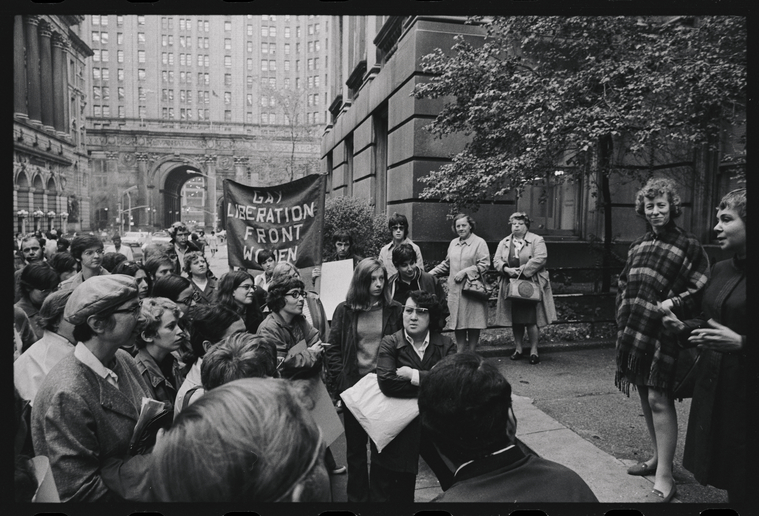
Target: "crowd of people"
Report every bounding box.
[12,181,747,504]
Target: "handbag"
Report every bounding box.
[462,274,490,301]
[672,346,701,399]
[506,270,541,302]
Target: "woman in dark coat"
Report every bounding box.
[324,257,403,502]
[661,188,747,503]
[373,290,456,502]
[615,178,710,503]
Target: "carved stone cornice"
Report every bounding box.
[38,22,53,39]
[52,32,67,49]
[106,152,118,160]
[233,156,249,165]
[200,154,217,164]
[135,152,150,161]
[25,15,42,27]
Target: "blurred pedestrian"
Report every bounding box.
[206,230,218,257]
[615,178,709,503]
[430,213,490,353]
[104,233,134,260]
[493,212,556,365]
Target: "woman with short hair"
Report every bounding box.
[615,177,709,503]
[152,378,331,502]
[15,262,60,345]
[324,257,404,502]
[133,297,188,412]
[58,235,108,291]
[112,261,152,300]
[183,251,216,305]
[48,252,78,283]
[430,213,491,353]
[14,289,75,404]
[493,212,556,364]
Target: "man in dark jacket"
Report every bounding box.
[386,243,445,306]
[418,353,599,503]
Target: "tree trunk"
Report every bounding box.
[599,134,614,293]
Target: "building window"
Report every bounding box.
[139,105,146,118]
[168,53,174,65]
[247,76,253,89]
[315,41,320,52]
[296,60,300,71]
[180,36,185,48]
[118,69,124,81]
[118,87,124,99]
[102,87,110,100]
[224,73,231,86]
[204,73,209,85]
[314,57,319,70]
[308,58,313,71]
[262,26,269,38]
[118,106,125,118]
[225,38,231,50]
[224,110,232,121]
[101,50,109,62]
[224,92,231,104]
[138,69,146,81]
[284,77,290,88]
[117,33,123,45]
[188,109,193,119]
[308,25,313,35]
[308,76,313,88]
[204,91,209,104]
[270,43,276,54]
[247,41,253,53]
[162,17,168,30]
[269,77,275,87]
[99,32,107,44]
[162,53,168,65]
[261,60,268,71]
[138,15,145,25]
[307,94,312,106]
[93,50,100,62]
[93,86,101,100]
[284,60,290,71]
[162,35,167,47]
[296,26,301,37]
[205,20,209,32]
[168,35,173,46]
[198,109,204,120]
[180,71,185,83]
[261,113,267,124]
[94,105,101,116]
[285,43,290,54]
[308,41,313,53]
[92,15,100,25]
[116,50,123,63]
[269,60,276,71]
[204,55,210,67]
[261,96,268,107]
[117,15,123,26]
[315,23,320,34]
[295,77,300,89]
[197,54,203,66]
[169,107,174,119]
[314,75,320,87]
[197,91,204,103]
[247,112,253,123]
[168,18,173,30]
[270,26,277,37]
[296,42,301,53]
[180,90,186,103]
[224,56,232,67]
[180,53,185,66]
[285,27,290,38]
[262,43,268,54]
[138,32,145,45]
[102,68,110,82]
[247,94,253,106]
[225,21,232,31]
[247,24,253,36]
[138,50,146,63]
[93,67,100,80]
[179,18,186,31]
[204,38,209,48]
[247,58,253,70]
[138,87,145,101]
[169,71,174,83]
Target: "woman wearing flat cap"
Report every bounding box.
[30,275,156,502]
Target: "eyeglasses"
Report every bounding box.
[236,284,254,291]
[403,306,429,316]
[286,290,307,299]
[391,225,405,230]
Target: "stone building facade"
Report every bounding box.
[13,15,92,234]
[321,16,744,266]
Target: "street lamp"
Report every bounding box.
[186,171,218,229]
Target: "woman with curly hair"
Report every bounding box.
[183,251,216,304]
[615,177,709,503]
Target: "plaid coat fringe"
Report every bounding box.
[615,222,709,395]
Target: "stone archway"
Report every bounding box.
[161,164,217,228]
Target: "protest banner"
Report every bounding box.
[222,174,326,270]
[320,259,354,321]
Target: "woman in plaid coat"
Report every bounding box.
[615,178,709,503]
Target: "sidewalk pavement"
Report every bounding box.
[414,392,679,503]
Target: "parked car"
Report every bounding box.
[150,230,172,244]
[120,231,148,246]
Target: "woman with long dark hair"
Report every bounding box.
[324,257,403,502]
[15,262,60,345]
[214,270,265,334]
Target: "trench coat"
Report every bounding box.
[429,234,490,330]
[492,231,556,328]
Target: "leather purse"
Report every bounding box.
[506,270,541,302]
[462,274,490,301]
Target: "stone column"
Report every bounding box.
[203,155,219,229]
[51,32,67,136]
[61,41,71,137]
[24,15,42,125]
[14,16,28,119]
[38,21,55,132]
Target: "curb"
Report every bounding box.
[437,334,616,358]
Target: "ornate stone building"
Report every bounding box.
[13,15,92,234]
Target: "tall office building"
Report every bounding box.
[81,14,330,231]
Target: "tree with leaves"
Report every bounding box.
[413,16,746,290]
